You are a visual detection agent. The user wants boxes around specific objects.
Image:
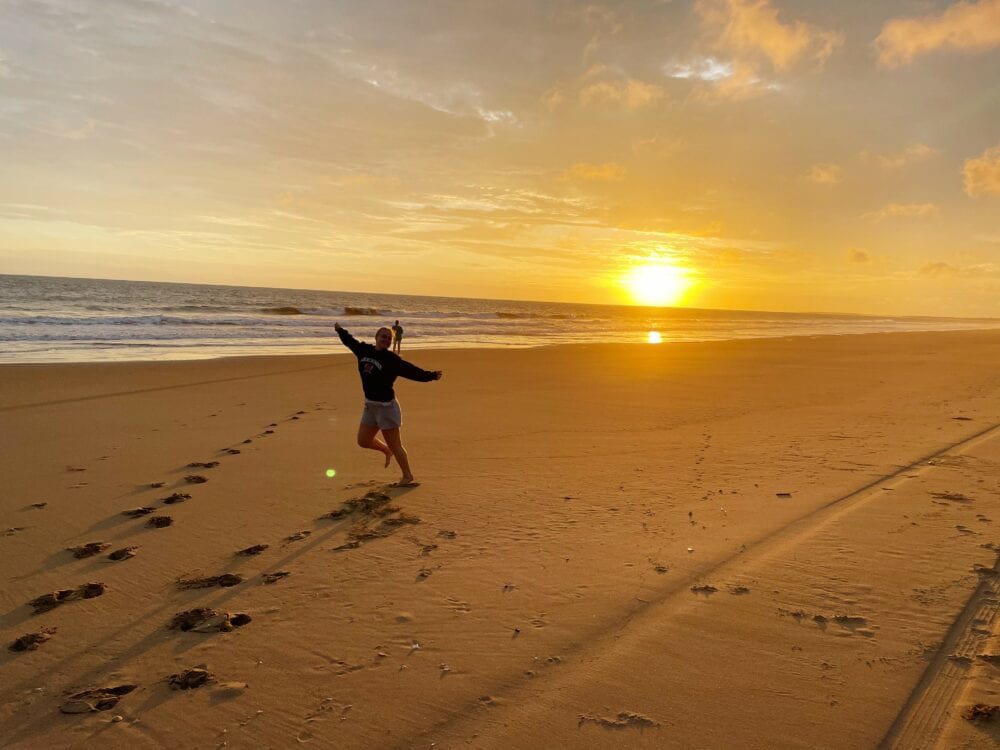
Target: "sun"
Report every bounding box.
[624,263,691,306]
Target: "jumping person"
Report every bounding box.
[391,319,404,353]
[334,322,441,486]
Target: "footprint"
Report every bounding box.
[262,571,290,584]
[60,684,137,714]
[284,531,311,543]
[691,585,718,596]
[122,507,156,517]
[162,492,191,505]
[169,608,251,632]
[237,544,269,556]
[147,516,173,528]
[187,462,220,469]
[8,628,56,652]
[168,666,213,690]
[578,711,660,730]
[67,542,110,559]
[728,585,751,595]
[176,574,243,589]
[28,583,105,614]
[225,449,241,455]
[184,475,208,484]
[108,546,138,561]
[5,527,27,536]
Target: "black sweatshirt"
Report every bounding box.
[336,327,437,402]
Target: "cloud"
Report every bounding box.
[560,162,626,182]
[876,142,938,168]
[876,0,1000,68]
[579,78,663,109]
[963,145,1000,197]
[696,0,843,72]
[806,163,842,184]
[664,57,735,82]
[847,248,870,263]
[919,261,960,277]
[864,202,939,220]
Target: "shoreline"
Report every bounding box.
[3,323,1000,369]
[2,329,999,747]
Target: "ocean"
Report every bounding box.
[1,274,997,363]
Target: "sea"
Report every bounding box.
[1,274,998,363]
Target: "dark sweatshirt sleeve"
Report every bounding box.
[394,356,437,382]
[336,327,364,356]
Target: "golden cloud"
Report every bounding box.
[696,0,843,72]
[877,142,938,168]
[963,145,1000,197]
[864,202,939,220]
[876,0,1000,68]
[806,163,842,184]
[560,162,626,182]
[847,248,870,263]
[579,78,664,109]
[919,261,960,277]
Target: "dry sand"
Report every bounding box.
[2,330,1000,749]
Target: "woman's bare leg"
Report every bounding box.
[357,423,392,467]
[381,428,417,485]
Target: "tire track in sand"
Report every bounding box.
[880,552,1000,749]
[395,420,1000,747]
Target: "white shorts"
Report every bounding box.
[361,399,402,430]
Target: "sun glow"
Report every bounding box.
[648,331,662,344]
[624,263,692,307]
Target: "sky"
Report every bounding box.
[1,0,999,316]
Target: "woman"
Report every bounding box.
[334,322,442,486]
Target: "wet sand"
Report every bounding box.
[2,331,1000,748]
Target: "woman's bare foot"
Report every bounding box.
[383,450,392,468]
[393,475,420,487]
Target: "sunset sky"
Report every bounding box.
[2,0,999,316]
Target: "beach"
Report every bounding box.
[2,330,999,748]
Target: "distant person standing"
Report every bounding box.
[334,322,441,486]
[391,320,404,353]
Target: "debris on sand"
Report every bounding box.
[168,666,213,690]
[578,711,660,730]
[9,628,56,652]
[60,684,137,714]
[28,583,105,614]
[176,573,243,589]
[169,608,252,632]
[67,542,110,559]
[962,703,999,721]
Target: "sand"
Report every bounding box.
[1,330,999,749]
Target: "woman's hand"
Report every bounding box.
[334,322,343,332]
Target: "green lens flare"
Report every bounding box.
[325,468,337,478]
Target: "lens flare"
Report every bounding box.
[325,468,337,478]
[648,331,662,344]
